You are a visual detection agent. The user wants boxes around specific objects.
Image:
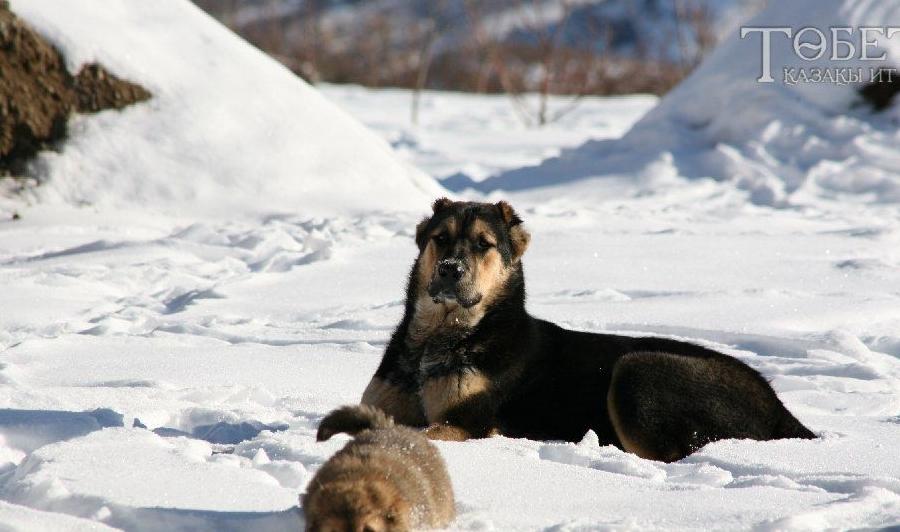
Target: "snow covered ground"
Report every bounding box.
[459,0,900,208]
[4,0,438,217]
[2,0,900,531]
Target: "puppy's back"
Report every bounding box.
[305,405,455,529]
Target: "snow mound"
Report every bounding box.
[0,500,119,532]
[2,428,301,531]
[467,0,900,207]
[8,0,442,217]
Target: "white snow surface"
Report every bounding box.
[6,0,440,218]
[2,1,900,531]
[319,84,657,183]
[463,0,900,208]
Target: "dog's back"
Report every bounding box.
[303,405,455,531]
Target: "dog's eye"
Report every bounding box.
[433,233,449,245]
[476,237,493,250]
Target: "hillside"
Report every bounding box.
[462,0,900,208]
[3,0,440,219]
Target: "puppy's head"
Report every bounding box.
[414,198,530,310]
[303,478,411,532]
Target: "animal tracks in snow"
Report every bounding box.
[2,194,900,530]
[0,212,415,352]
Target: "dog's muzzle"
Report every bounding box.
[428,259,480,307]
[437,259,464,282]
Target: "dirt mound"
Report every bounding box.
[0,1,150,175]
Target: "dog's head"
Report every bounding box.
[414,198,530,310]
[303,478,411,532]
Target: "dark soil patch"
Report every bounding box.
[0,1,150,175]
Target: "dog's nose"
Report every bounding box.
[356,521,383,532]
[437,260,463,280]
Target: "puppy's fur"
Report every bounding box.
[362,198,815,462]
[302,405,455,532]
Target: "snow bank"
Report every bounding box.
[0,500,118,532]
[467,0,900,206]
[2,429,301,531]
[8,0,442,218]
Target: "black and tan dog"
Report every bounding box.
[361,198,814,462]
[303,405,455,532]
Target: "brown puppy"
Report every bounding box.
[302,405,455,532]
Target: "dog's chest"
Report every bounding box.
[411,335,491,424]
[421,350,460,377]
[418,366,490,423]
[415,334,478,381]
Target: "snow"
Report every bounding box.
[0,501,118,532]
[1,0,900,530]
[319,84,657,184]
[6,0,440,219]
[461,0,900,207]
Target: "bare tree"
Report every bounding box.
[672,0,715,70]
[464,0,538,126]
[531,0,576,125]
[297,0,323,83]
[466,0,600,127]
[411,2,447,125]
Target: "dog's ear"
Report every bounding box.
[432,197,453,213]
[496,201,530,261]
[496,200,522,226]
[415,216,431,251]
[415,198,453,250]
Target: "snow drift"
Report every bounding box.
[7,0,442,217]
[465,0,900,207]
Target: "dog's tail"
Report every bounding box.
[776,410,817,440]
[316,404,395,442]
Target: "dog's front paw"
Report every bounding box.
[424,423,471,441]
